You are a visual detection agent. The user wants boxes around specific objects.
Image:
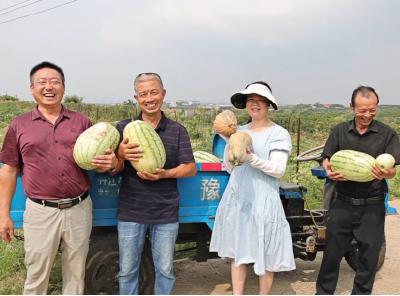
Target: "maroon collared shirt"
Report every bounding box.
[0,105,92,200]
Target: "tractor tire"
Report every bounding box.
[344,234,386,272]
[84,233,155,295]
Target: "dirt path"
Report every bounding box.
[172,200,400,295]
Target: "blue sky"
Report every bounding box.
[0,0,399,105]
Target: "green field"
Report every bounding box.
[1,101,400,294]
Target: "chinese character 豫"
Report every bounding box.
[201,178,220,201]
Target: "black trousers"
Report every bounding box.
[316,198,385,295]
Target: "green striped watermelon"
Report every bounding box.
[123,120,166,173]
[330,150,375,182]
[193,151,220,163]
[73,122,120,170]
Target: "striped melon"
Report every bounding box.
[123,120,166,173]
[330,150,375,182]
[194,151,220,163]
[73,122,120,170]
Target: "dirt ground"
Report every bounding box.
[171,199,400,295]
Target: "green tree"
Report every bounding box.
[63,94,83,104]
[0,94,18,101]
[123,99,136,106]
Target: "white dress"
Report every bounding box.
[209,124,296,275]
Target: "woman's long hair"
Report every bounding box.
[245,81,273,124]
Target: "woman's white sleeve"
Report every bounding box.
[246,150,288,178]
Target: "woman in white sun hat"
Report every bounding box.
[210,81,295,295]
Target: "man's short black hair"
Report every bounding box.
[351,85,379,106]
[30,61,65,85]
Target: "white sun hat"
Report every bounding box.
[230,83,278,110]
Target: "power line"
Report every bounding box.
[0,0,31,12]
[0,0,43,16]
[0,0,77,25]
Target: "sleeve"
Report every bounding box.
[384,130,400,166]
[246,150,289,178]
[321,125,339,159]
[0,123,21,168]
[269,128,292,155]
[177,126,195,164]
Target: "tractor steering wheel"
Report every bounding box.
[297,144,325,162]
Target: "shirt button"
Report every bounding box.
[55,140,58,143]
[61,173,64,176]
[58,157,61,160]
[64,191,67,193]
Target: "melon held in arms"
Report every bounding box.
[228,132,252,166]
[123,120,166,174]
[330,150,395,182]
[73,122,120,170]
[375,153,395,170]
[214,110,237,137]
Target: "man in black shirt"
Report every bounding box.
[316,86,400,295]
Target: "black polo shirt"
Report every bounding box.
[322,119,400,199]
[116,111,195,224]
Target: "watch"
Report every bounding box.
[108,166,117,173]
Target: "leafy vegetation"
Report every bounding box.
[0,94,18,101]
[63,94,84,104]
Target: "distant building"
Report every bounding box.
[188,101,200,106]
[324,104,331,108]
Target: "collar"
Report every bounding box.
[31,105,70,121]
[348,118,378,134]
[134,111,167,131]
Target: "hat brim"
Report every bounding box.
[230,91,278,110]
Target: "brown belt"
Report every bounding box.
[28,191,89,209]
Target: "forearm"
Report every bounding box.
[164,162,197,178]
[386,167,396,179]
[246,151,288,178]
[0,166,18,219]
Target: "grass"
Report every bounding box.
[0,230,63,295]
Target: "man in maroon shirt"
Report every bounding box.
[0,61,118,294]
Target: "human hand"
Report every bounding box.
[117,138,142,162]
[137,168,168,181]
[324,161,347,181]
[0,217,14,243]
[371,165,388,180]
[92,149,118,170]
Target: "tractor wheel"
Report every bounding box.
[84,233,155,295]
[344,234,386,272]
